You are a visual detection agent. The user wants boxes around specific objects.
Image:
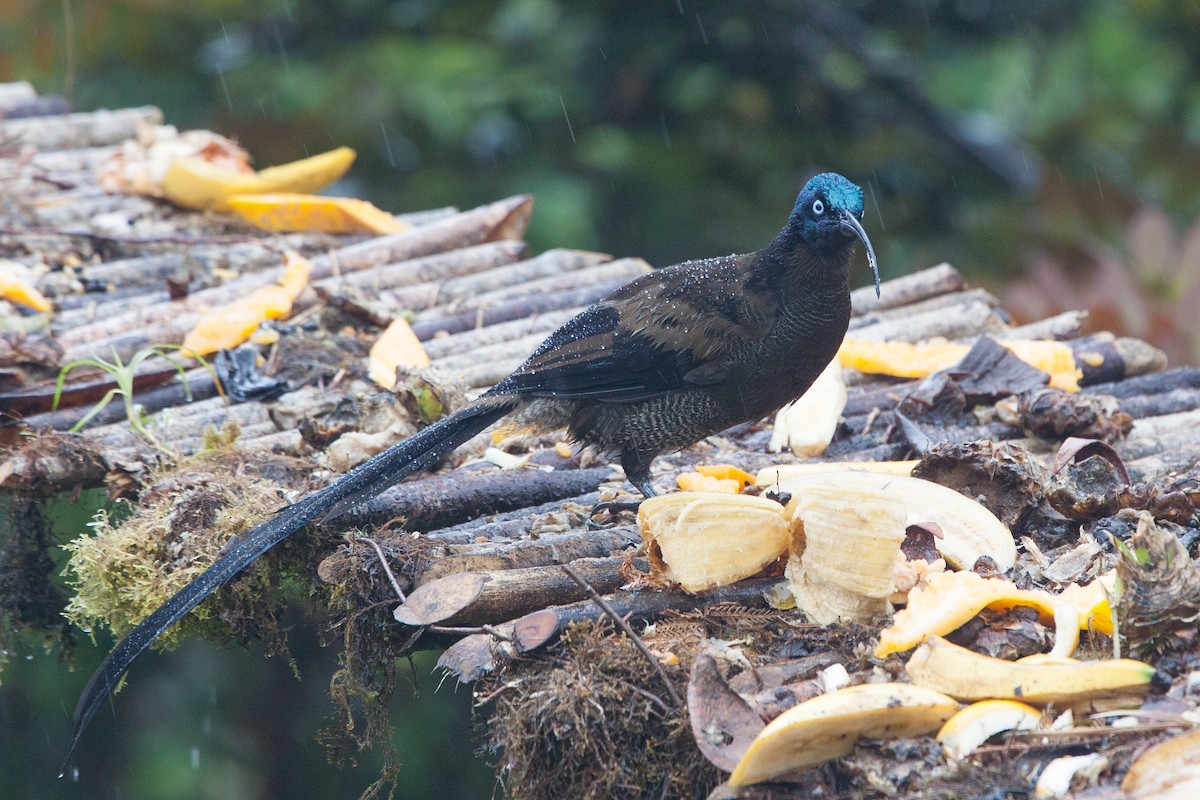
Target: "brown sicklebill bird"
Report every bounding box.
[64,172,880,770]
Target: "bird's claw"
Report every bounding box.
[587,499,643,529]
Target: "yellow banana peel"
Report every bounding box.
[227,193,412,235]
[936,699,1042,759]
[728,682,959,786]
[776,471,1018,572]
[876,569,1112,657]
[906,635,1158,707]
[162,146,356,212]
[368,317,431,389]
[181,250,311,357]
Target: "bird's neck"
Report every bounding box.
[749,225,851,301]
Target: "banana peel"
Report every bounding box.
[838,337,1082,392]
[936,699,1042,759]
[162,146,356,212]
[728,682,959,786]
[638,492,790,593]
[876,569,1114,657]
[776,471,1018,572]
[906,634,1159,709]
[368,317,431,389]
[180,250,311,357]
[227,193,413,235]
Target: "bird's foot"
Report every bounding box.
[587,499,643,528]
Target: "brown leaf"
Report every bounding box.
[687,651,765,772]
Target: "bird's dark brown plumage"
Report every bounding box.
[64,172,880,769]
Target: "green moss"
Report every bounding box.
[62,452,299,651]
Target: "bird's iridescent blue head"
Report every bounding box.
[793,172,880,297]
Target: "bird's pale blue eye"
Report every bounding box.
[812,199,825,216]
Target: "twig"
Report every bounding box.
[428,624,514,642]
[356,536,407,602]
[560,564,684,707]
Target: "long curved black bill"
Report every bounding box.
[839,211,880,298]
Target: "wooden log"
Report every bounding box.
[14,368,220,433]
[1125,445,1200,483]
[306,194,532,279]
[848,287,999,332]
[335,464,620,535]
[0,105,163,149]
[414,527,640,586]
[849,296,1006,343]
[1067,334,1168,385]
[419,491,603,544]
[313,240,529,298]
[1117,409,1200,461]
[1117,388,1200,419]
[393,555,642,627]
[410,278,629,341]
[415,257,651,316]
[1082,367,1200,399]
[437,578,776,682]
[435,340,535,388]
[378,248,611,313]
[0,433,110,495]
[85,399,272,449]
[1004,311,1087,341]
[422,306,584,360]
[849,263,966,316]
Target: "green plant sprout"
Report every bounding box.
[52,345,214,452]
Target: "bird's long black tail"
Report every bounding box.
[62,398,517,774]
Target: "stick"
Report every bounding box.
[0,105,163,149]
[392,555,642,627]
[560,564,684,707]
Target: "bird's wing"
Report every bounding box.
[489,255,776,402]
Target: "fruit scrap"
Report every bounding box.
[768,358,846,456]
[368,318,431,390]
[162,146,356,212]
[838,337,1082,391]
[727,682,959,786]
[776,471,1018,572]
[905,634,1159,708]
[876,569,1114,657]
[227,193,413,235]
[936,699,1042,759]
[181,250,311,357]
[1035,753,1110,799]
[638,492,790,593]
[786,485,908,624]
[0,259,51,312]
[676,464,755,493]
[97,125,250,196]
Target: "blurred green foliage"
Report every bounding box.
[4,1,1200,797]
